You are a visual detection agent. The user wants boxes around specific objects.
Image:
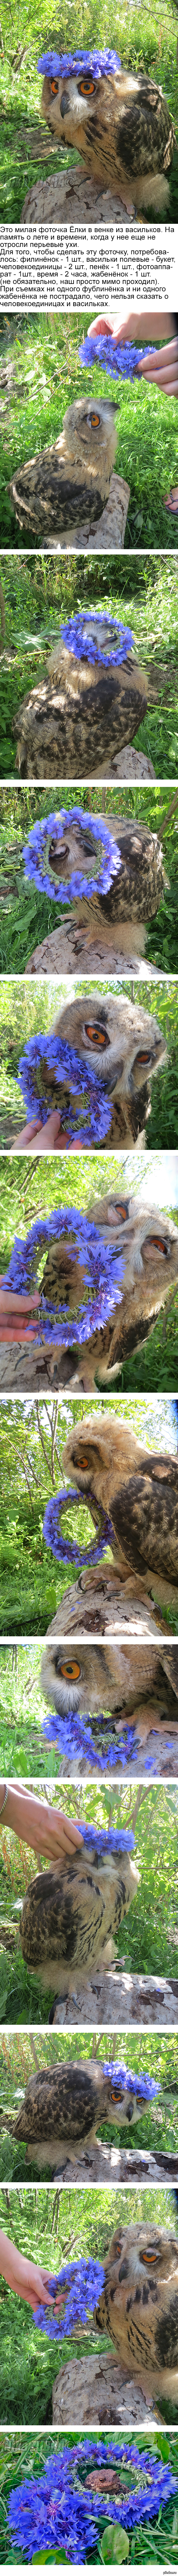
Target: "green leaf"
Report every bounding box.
[100,2524,129,2562]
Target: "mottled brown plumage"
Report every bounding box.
[41,63,174,217]
[8,2057,147,2168]
[9,397,117,540]
[63,1412,178,1611]
[21,1835,138,1996]
[13,621,148,781]
[94,2218,178,2413]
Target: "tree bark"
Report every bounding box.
[52,2351,155,2424]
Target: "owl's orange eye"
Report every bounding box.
[136,1051,150,1064]
[149,1236,165,1252]
[111,2087,122,2100]
[50,79,59,93]
[60,1661,80,1681]
[141,2249,157,2265]
[78,75,96,92]
[90,412,100,426]
[115,1204,128,1220]
[79,1455,89,1470]
[86,1023,107,1047]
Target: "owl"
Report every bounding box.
[13,616,148,781]
[94,2217,178,2415]
[41,59,174,218]
[9,397,118,541]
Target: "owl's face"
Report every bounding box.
[104,2074,146,2130]
[58,993,166,1104]
[41,64,114,147]
[64,396,118,464]
[44,819,104,889]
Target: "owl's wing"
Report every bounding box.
[161,1646,178,1702]
[112,1464,178,1582]
[9,448,104,532]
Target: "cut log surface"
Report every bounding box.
[21,168,131,224]
[52,2145,178,2185]
[0,1342,68,1392]
[45,473,130,554]
[52,2353,156,2424]
[112,749,155,778]
[27,923,155,978]
[47,1565,168,1637]
[52,1971,178,2026]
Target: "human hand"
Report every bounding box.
[89,308,176,350]
[0,1283,40,1344]
[0,2232,65,2312]
[10,1108,82,1153]
[0,1780,83,1864]
[137,338,178,396]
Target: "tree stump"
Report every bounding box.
[52,1970,178,2027]
[51,2142,178,2184]
[111,750,155,777]
[26,918,154,977]
[47,1563,166,1637]
[52,2352,155,2424]
[21,168,131,224]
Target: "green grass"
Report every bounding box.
[0,2028,178,2181]
[1,1777,178,2019]
[0,552,177,781]
[1,311,178,555]
[0,0,177,224]
[0,2182,177,2421]
[0,782,178,977]
[1,2425,178,2564]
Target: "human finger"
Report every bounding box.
[0,1287,40,1310]
[10,1119,42,1150]
[55,1811,83,1850]
[0,1320,40,1343]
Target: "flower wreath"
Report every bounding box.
[23,803,122,907]
[42,1705,173,1772]
[33,2254,105,2339]
[4,1208,123,1349]
[79,329,155,380]
[103,2059,159,2101]
[43,1484,115,1566]
[38,46,121,76]
[17,1029,112,1147]
[8,2440,178,2563]
[60,609,134,667]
